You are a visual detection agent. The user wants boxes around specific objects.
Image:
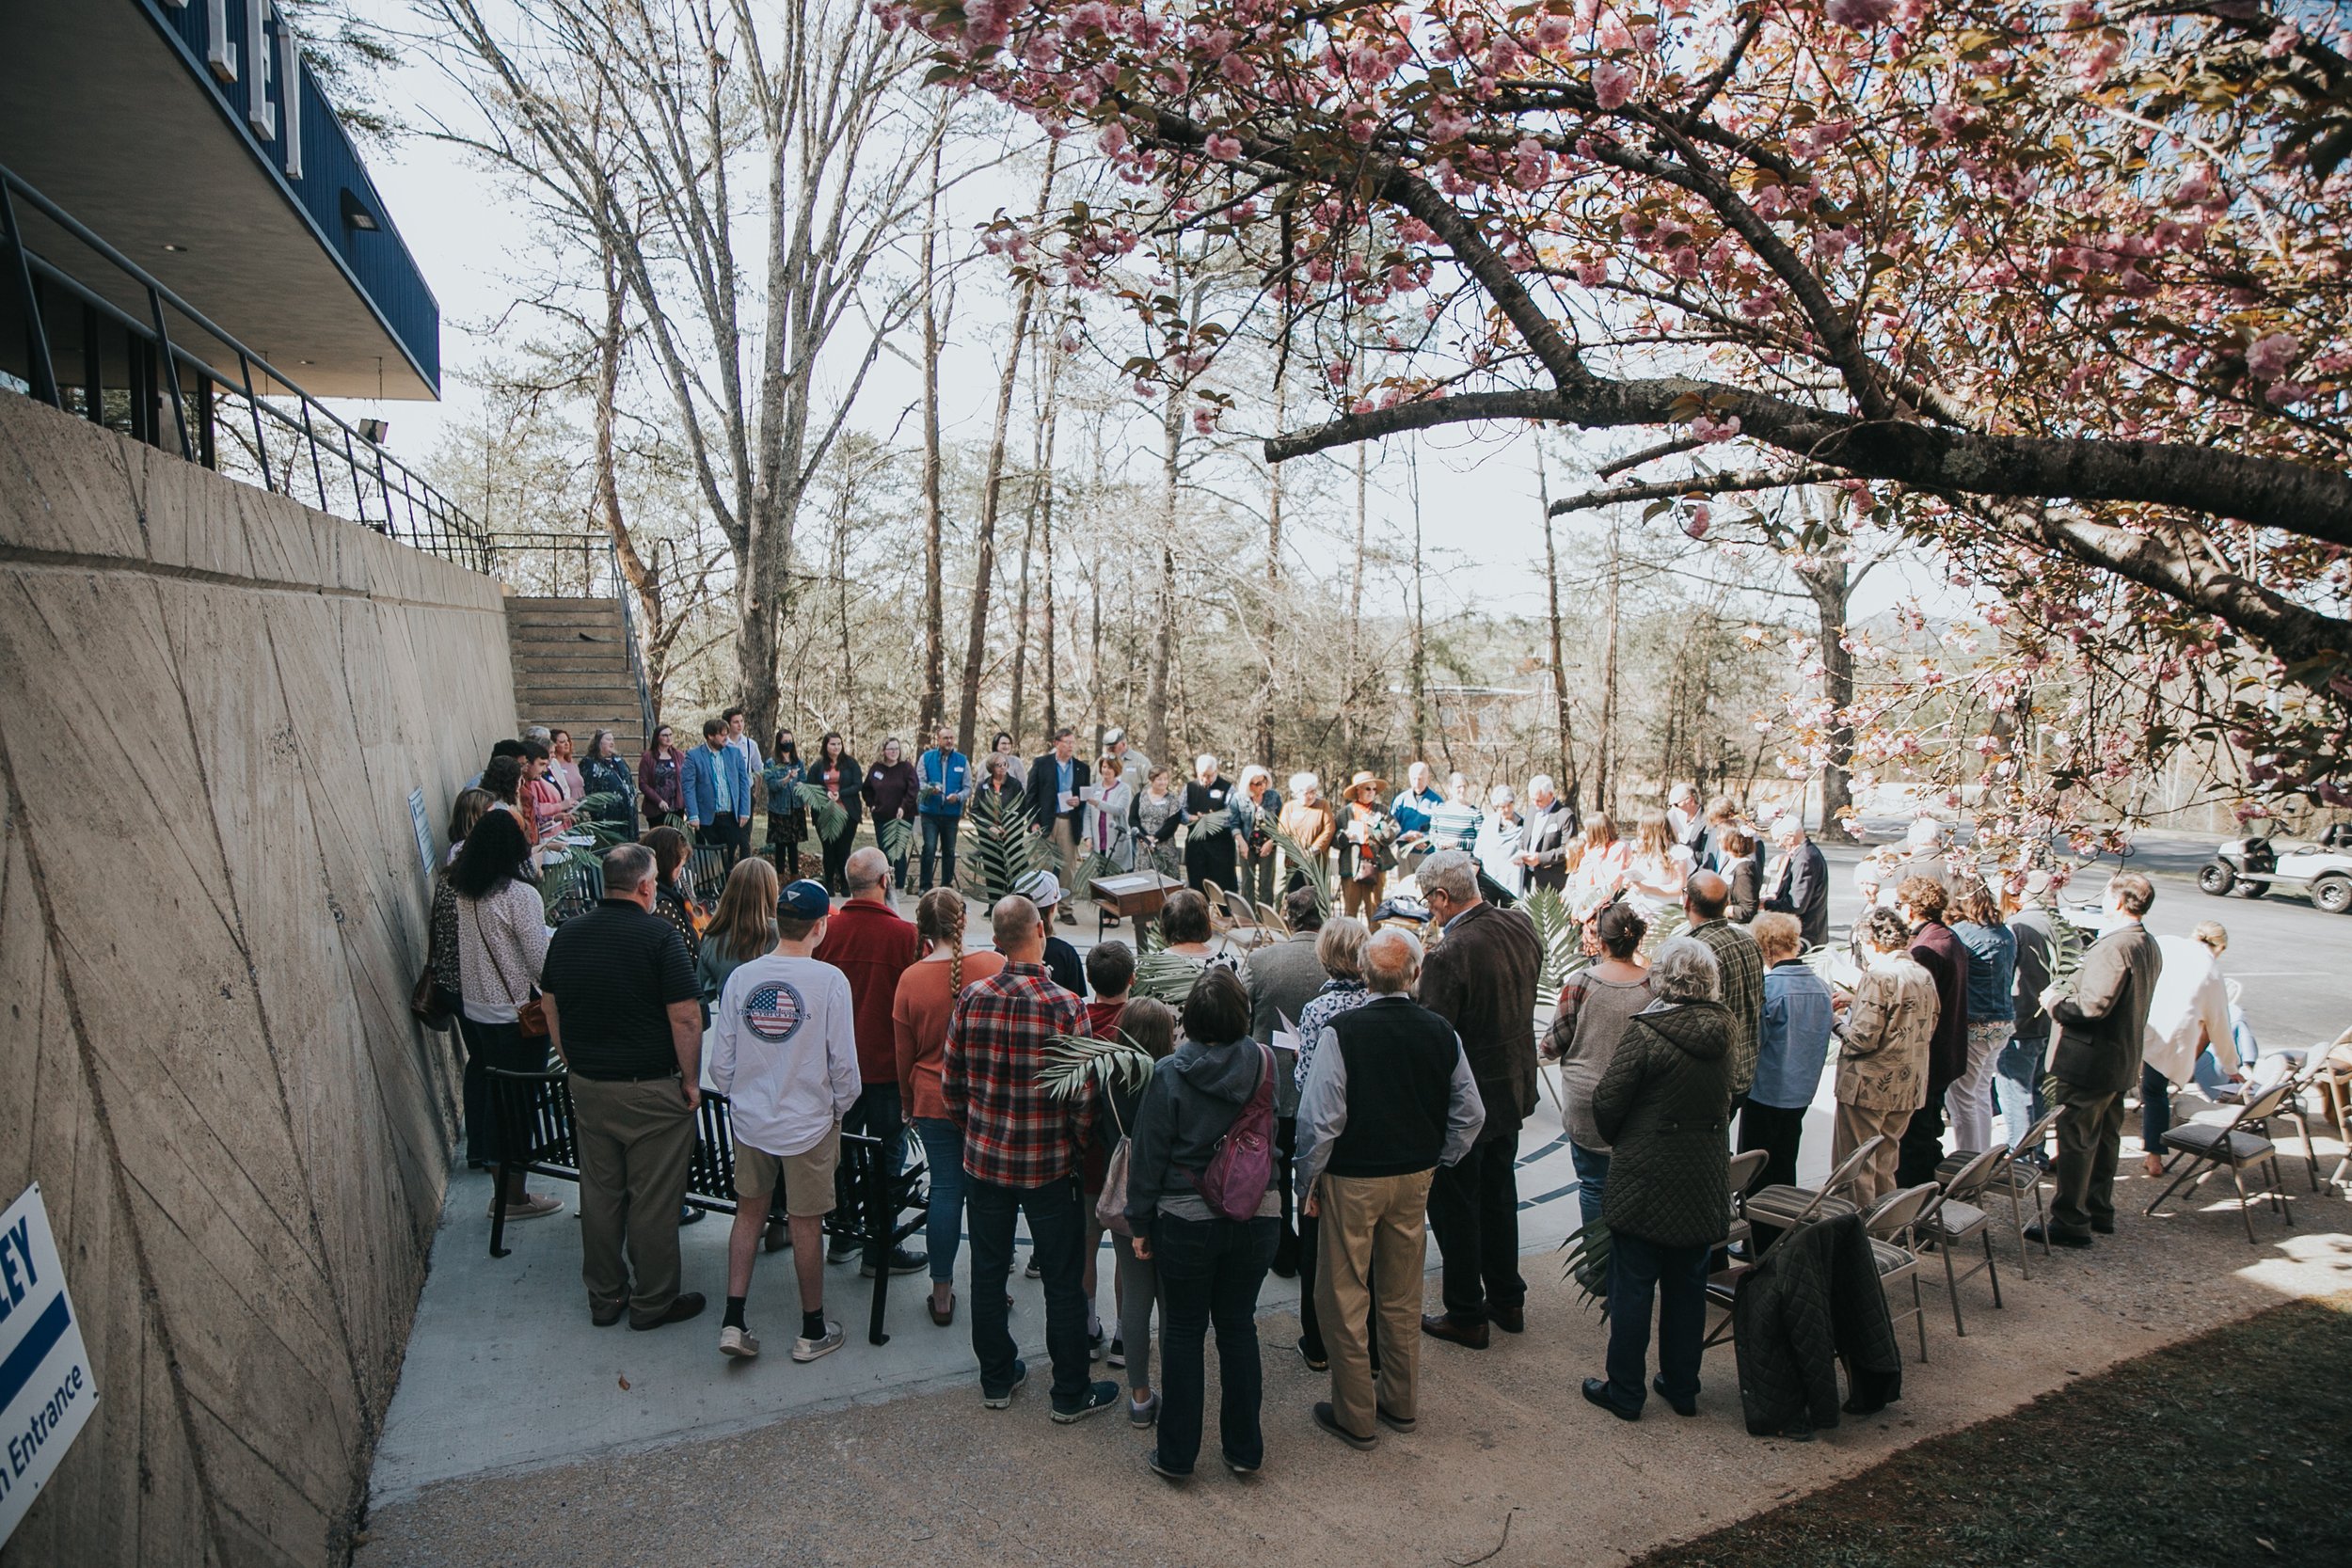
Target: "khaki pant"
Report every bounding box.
[1341,873,1386,921]
[572,1075,697,1324]
[1832,1101,1911,1209]
[1050,817,1083,907]
[1315,1168,1435,1439]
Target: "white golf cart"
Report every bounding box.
[2197,824,2352,914]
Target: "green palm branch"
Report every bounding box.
[1130,948,1205,1005]
[1038,1030,1158,1103]
[778,778,849,843]
[877,816,914,861]
[1560,1218,1612,1310]
[1518,885,1587,990]
[1259,819,1332,926]
[957,787,1055,903]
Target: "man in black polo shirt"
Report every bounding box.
[1294,927,1485,1450]
[542,842,707,1329]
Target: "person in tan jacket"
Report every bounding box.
[1830,907,1940,1205]
[1279,772,1338,893]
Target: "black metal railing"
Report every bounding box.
[488,530,658,745]
[0,161,493,573]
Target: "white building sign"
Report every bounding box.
[0,1185,98,1545]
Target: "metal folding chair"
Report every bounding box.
[1861,1183,1941,1363]
[1702,1149,1774,1354]
[1917,1146,2008,1336]
[1937,1104,2060,1276]
[2145,1079,2296,1243]
[1740,1134,1886,1252]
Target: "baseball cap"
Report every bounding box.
[1016,868,1064,909]
[778,879,832,919]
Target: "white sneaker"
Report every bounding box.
[791,1322,844,1363]
[719,1324,760,1359]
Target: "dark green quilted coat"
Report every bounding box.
[1591,1000,1733,1248]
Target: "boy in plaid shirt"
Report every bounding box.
[944,895,1118,1420]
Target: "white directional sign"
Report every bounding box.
[0,1185,97,1545]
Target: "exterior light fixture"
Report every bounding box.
[341,189,379,231]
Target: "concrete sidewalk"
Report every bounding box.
[357,1166,2352,1568]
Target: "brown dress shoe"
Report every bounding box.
[1421,1311,1490,1350]
[1491,1304,1525,1335]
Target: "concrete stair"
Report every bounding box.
[506,595,647,755]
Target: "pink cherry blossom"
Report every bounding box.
[2245,332,2301,380]
[1592,60,1635,110]
[1825,0,1896,28]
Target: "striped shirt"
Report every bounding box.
[942,960,1097,1188]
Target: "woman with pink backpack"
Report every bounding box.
[1121,966,1282,1482]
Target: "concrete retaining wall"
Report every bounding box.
[0,393,513,1565]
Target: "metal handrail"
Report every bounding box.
[0,160,493,574]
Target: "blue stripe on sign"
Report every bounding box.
[0,1295,72,1412]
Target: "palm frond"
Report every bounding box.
[1038,1030,1157,1103]
[1559,1217,1613,1310]
[1190,808,1232,840]
[782,778,849,843]
[1259,819,1332,926]
[1131,948,1203,1004]
[1518,885,1586,990]
[877,816,914,861]
[958,787,1055,902]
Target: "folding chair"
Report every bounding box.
[2145,1079,2296,1243]
[687,843,729,910]
[1937,1105,2060,1277]
[1224,890,1275,952]
[1917,1146,2007,1336]
[2210,1054,2321,1193]
[1861,1183,1941,1363]
[1740,1134,1885,1253]
[1702,1149,1773,1354]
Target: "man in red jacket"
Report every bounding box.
[815,846,925,1274]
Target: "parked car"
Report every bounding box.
[2198,825,2352,913]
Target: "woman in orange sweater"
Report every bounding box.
[893,888,1006,1326]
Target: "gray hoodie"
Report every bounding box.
[1122,1036,1277,1238]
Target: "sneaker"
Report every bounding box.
[1295,1338,1328,1372]
[1313,1401,1377,1450]
[1024,1255,1044,1279]
[489,1193,564,1221]
[826,1240,859,1265]
[1223,1452,1261,1477]
[860,1246,930,1278]
[1128,1390,1160,1429]
[982,1358,1029,1409]
[790,1321,844,1363]
[719,1324,760,1360]
[1146,1449,1189,1482]
[1051,1380,1122,1424]
[1106,1337,1126,1369]
[1089,1327,1105,1362]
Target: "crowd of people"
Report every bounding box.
[424,713,2261,1473]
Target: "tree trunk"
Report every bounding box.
[1408,446,1429,763]
[1039,408,1060,736]
[593,235,666,720]
[1258,367,1285,768]
[1597,515,1621,815]
[957,144,1057,752]
[1009,477,1037,743]
[1534,443,1579,808]
[917,146,946,740]
[1343,439,1368,759]
[1144,387,1179,764]
[1799,554,1859,840]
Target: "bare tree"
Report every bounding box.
[418,0,956,740]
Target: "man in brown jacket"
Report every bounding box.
[2029,873,2163,1247]
[1414,850,1544,1348]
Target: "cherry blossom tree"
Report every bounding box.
[896,0,2352,840]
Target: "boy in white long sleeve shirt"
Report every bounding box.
[709,878,861,1362]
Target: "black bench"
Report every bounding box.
[485,1067,928,1345]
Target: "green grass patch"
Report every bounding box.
[1636,1294,2352,1568]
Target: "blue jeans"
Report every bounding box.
[1995,1033,2048,1157]
[1602,1229,1709,1415]
[919,814,960,889]
[2141,1061,2173,1156]
[1570,1143,1611,1232]
[966,1176,1091,1407]
[913,1118,965,1284]
[837,1084,906,1268]
[1151,1212,1278,1474]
